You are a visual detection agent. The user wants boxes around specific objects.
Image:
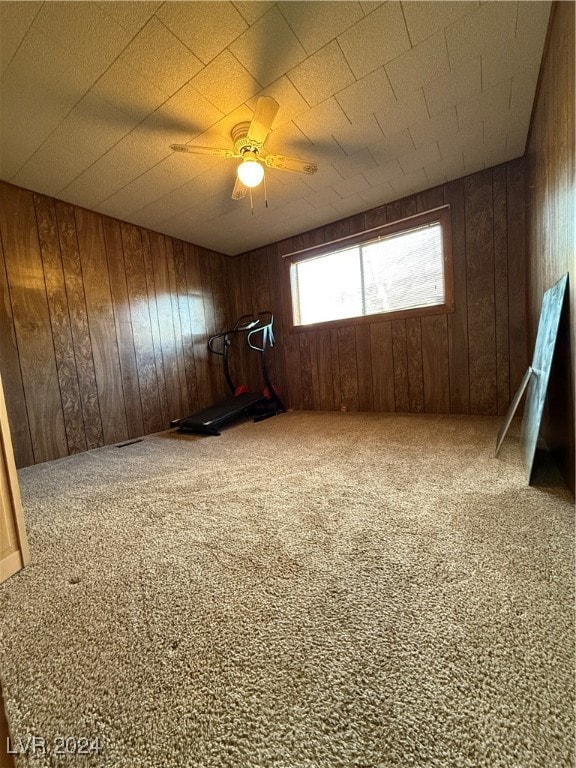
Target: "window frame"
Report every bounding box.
[283,206,454,332]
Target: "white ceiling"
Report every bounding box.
[0,1,551,255]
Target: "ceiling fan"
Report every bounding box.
[170,96,318,201]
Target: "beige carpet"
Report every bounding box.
[0,412,573,768]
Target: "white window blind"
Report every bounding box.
[291,221,445,327]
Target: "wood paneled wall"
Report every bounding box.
[229,160,529,419]
[527,1,575,494]
[0,181,229,468]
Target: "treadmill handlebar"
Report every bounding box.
[208,312,275,354]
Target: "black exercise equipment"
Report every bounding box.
[171,311,285,436]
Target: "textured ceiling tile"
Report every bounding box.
[35,1,133,74]
[304,187,343,209]
[331,173,372,199]
[229,6,307,87]
[516,1,551,44]
[101,133,170,177]
[409,107,458,149]
[60,159,139,209]
[0,30,91,175]
[288,40,355,107]
[247,76,310,129]
[401,1,479,46]
[457,80,511,131]
[0,138,33,179]
[279,1,364,55]
[140,85,224,148]
[509,69,539,112]
[335,67,395,121]
[232,1,275,25]
[423,57,481,117]
[192,50,261,113]
[423,147,464,185]
[299,163,347,192]
[362,158,403,187]
[157,2,247,65]
[445,1,517,68]
[13,144,85,197]
[264,121,312,156]
[368,129,414,165]
[438,123,483,159]
[294,97,351,144]
[96,1,161,35]
[119,17,203,95]
[338,2,411,79]
[359,2,385,13]
[0,1,42,76]
[332,148,378,179]
[192,104,257,150]
[481,37,543,92]
[385,31,450,100]
[398,142,440,174]
[2,26,98,113]
[359,180,395,208]
[331,192,368,216]
[92,60,169,123]
[332,115,385,155]
[505,123,529,158]
[389,168,428,197]
[374,88,428,138]
[462,144,487,174]
[46,92,137,156]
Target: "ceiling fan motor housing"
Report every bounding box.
[231,122,263,156]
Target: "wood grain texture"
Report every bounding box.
[391,320,409,412]
[406,318,424,413]
[444,179,470,414]
[492,166,510,416]
[465,170,497,415]
[76,207,128,444]
[338,326,359,411]
[0,181,229,465]
[0,184,67,463]
[299,332,314,409]
[167,238,192,414]
[55,200,104,450]
[34,194,87,454]
[355,324,373,411]
[186,244,216,406]
[506,160,528,395]
[527,0,575,493]
[141,230,170,428]
[103,217,144,439]
[317,329,334,411]
[121,223,162,434]
[421,314,450,413]
[370,321,395,412]
[265,244,288,399]
[0,224,33,467]
[171,238,199,414]
[150,231,187,420]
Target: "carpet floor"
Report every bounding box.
[0,412,574,768]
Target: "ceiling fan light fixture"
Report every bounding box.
[237,154,264,188]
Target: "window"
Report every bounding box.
[287,207,453,329]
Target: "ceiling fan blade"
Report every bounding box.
[232,177,248,200]
[264,153,318,175]
[170,143,238,158]
[247,96,280,145]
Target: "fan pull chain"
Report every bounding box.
[264,172,268,208]
[249,187,254,215]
